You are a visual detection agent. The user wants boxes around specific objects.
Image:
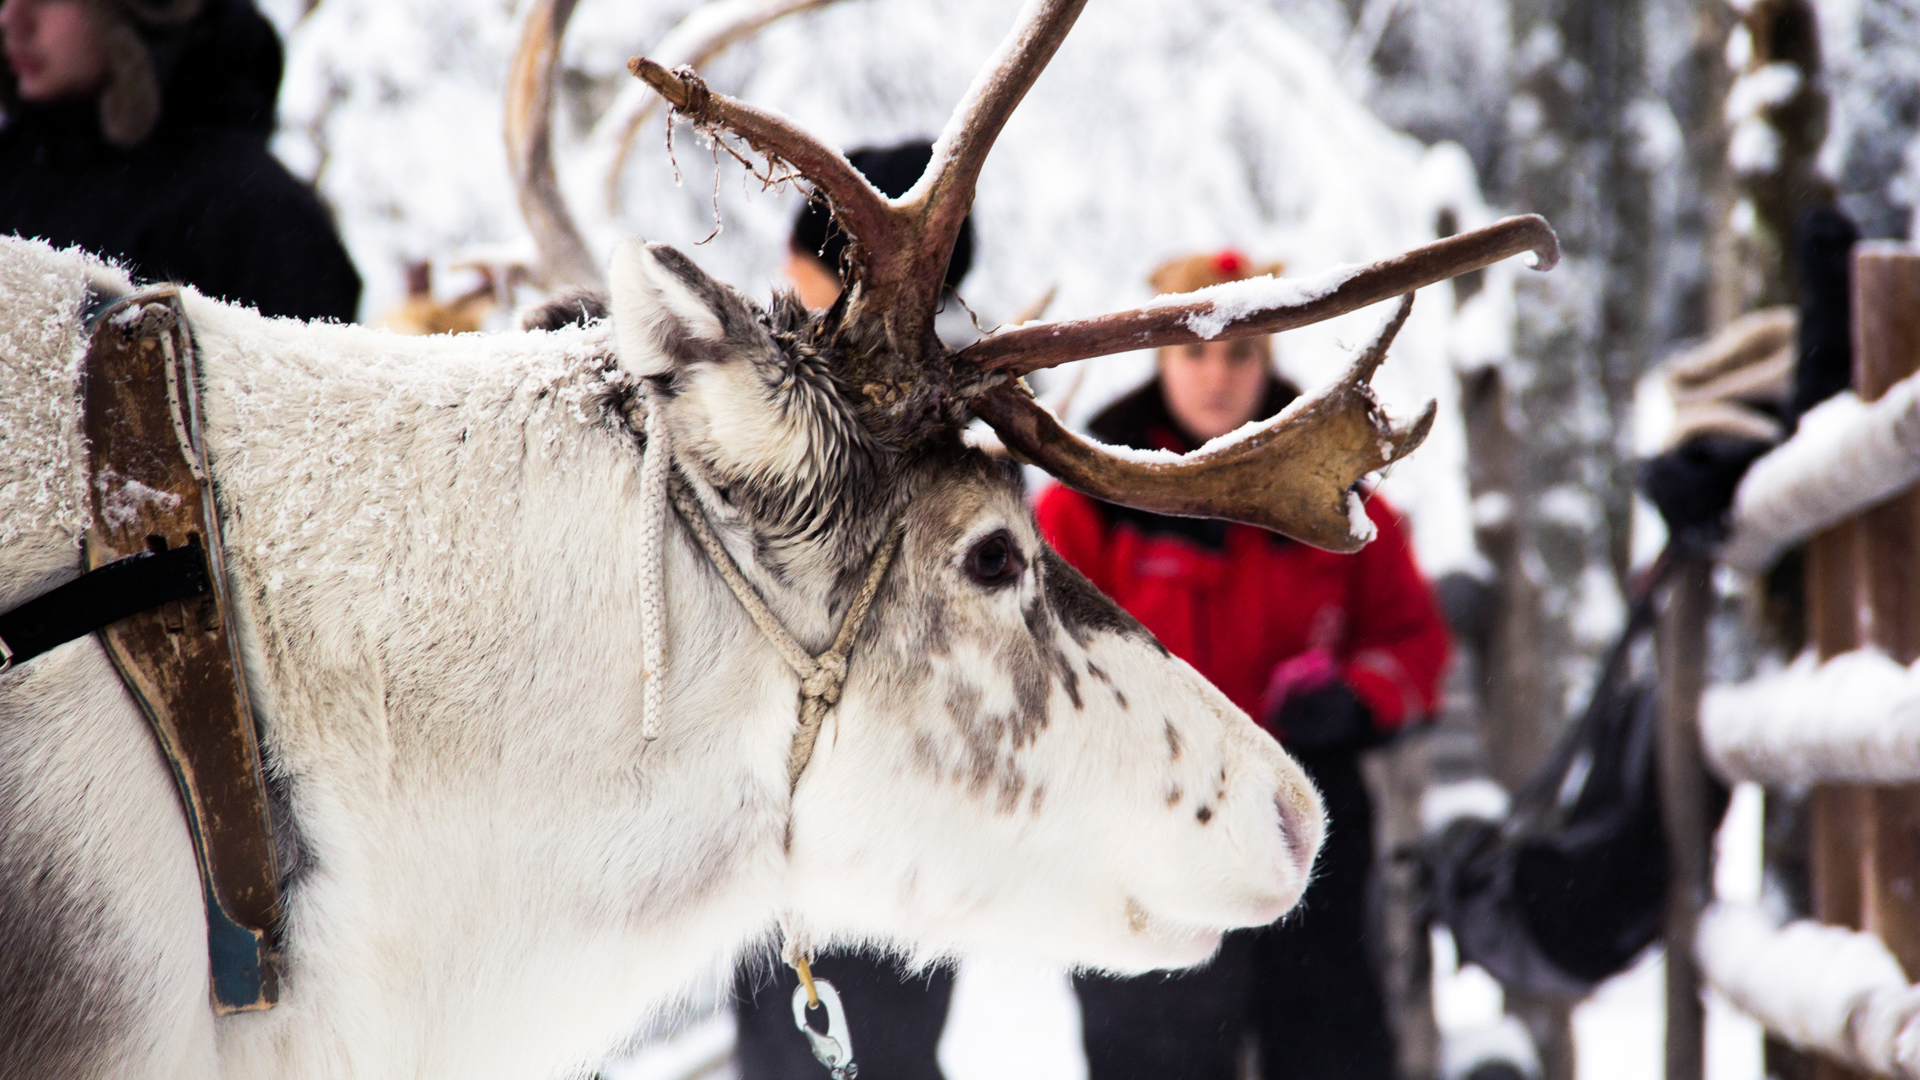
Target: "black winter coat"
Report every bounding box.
[0,0,360,322]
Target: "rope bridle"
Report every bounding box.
[634,388,905,787]
[634,387,900,1078]
[667,478,904,787]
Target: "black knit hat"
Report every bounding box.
[789,140,975,290]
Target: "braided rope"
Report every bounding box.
[638,392,672,740]
[667,477,903,788]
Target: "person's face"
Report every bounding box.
[1157,337,1271,442]
[784,250,842,311]
[1,0,107,102]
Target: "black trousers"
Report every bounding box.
[1075,751,1395,1080]
[734,952,954,1080]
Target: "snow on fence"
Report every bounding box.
[1679,246,1920,1080]
[1700,650,1920,786]
[1697,903,1920,1079]
[1719,369,1920,573]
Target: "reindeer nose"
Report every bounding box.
[1273,790,1321,878]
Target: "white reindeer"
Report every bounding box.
[0,2,1555,1077]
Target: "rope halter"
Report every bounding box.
[634,386,902,1080]
[635,386,906,789]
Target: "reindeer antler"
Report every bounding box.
[627,58,897,259]
[624,2,1560,549]
[959,215,1557,375]
[506,0,601,290]
[631,0,1089,357]
[595,0,849,213]
[977,297,1435,552]
[511,0,850,288]
[882,0,1089,352]
[964,217,1556,551]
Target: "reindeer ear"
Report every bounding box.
[610,239,745,377]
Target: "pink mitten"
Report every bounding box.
[1262,647,1340,724]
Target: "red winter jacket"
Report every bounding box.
[1034,380,1451,740]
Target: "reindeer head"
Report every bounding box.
[519,0,1557,970]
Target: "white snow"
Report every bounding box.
[1568,562,1627,648]
[1698,903,1920,1078]
[1537,485,1600,529]
[1726,118,1782,176]
[1723,63,1802,170]
[1724,61,1802,118]
[589,0,836,139]
[1430,925,1540,1080]
[1803,0,1920,237]
[1721,366,1920,572]
[938,955,1088,1080]
[1716,783,1765,907]
[1701,648,1920,786]
[1626,98,1684,172]
[1418,777,1510,834]
[1471,490,1512,528]
[97,476,183,530]
[1137,263,1363,338]
[1347,489,1379,544]
[1566,950,1765,1080]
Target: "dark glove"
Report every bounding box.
[1636,434,1772,554]
[1269,681,1379,754]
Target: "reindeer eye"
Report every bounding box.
[963,530,1025,588]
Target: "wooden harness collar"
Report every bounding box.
[0,289,281,1013]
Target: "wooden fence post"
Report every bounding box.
[1809,519,1865,1080]
[1808,243,1920,1080]
[1658,553,1714,1080]
[1853,247,1920,976]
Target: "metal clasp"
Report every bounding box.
[791,976,857,1080]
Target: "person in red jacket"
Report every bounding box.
[1039,250,1450,1080]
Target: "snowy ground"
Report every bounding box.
[605,784,1769,1080]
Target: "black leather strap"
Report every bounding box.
[0,545,211,670]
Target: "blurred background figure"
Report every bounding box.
[781,139,974,330]
[730,138,973,1080]
[1036,250,1452,1080]
[0,0,359,320]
